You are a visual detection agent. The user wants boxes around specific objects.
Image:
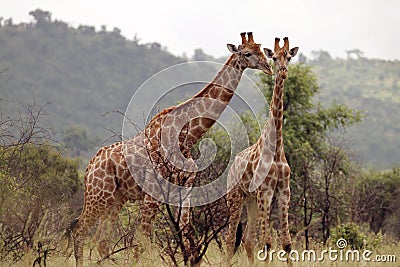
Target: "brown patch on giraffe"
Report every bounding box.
[276,120,282,130]
[219,90,234,102]
[103,182,115,192]
[283,189,290,198]
[208,86,220,98]
[103,176,113,185]
[97,179,104,188]
[100,159,107,170]
[277,180,285,190]
[269,163,277,175]
[93,177,99,187]
[105,161,114,174]
[270,178,277,189]
[93,169,104,179]
[103,191,112,199]
[94,149,102,158]
[284,165,290,177]
[100,150,107,161]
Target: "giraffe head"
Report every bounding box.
[264,37,299,79]
[227,32,273,75]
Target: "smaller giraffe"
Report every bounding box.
[225,37,298,264]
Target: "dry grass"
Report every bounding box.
[2,236,398,267]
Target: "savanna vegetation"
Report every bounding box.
[0,9,398,266]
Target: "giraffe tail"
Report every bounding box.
[233,221,243,254]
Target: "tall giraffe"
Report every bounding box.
[69,32,272,266]
[225,37,298,264]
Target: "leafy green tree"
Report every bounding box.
[0,101,81,263]
[310,54,400,167]
[63,125,100,157]
[0,144,81,262]
[353,168,400,239]
[29,9,52,23]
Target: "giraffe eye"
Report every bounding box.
[272,57,277,61]
[244,52,252,57]
[287,57,291,62]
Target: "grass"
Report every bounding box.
[2,236,399,266]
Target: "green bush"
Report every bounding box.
[0,144,81,263]
[331,222,383,250]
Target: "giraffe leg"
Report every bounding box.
[276,165,292,253]
[225,186,244,263]
[71,179,119,266]
[180,171,196,258]
[260,167,278,238]
[242,197,258,263]
[256,185,276,263]
[71,209,101,267]
[94,197,126,262]
[141,194,160,239]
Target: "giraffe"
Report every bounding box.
[68,32,272,266]
[225,37,298,264]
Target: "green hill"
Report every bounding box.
[0,10,186,146]
[0,10,399,168]
[308,51,400,168]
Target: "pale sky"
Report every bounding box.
[2,0,400,60]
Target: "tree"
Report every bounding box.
[353,168,400,239]
[0,100,81,263]
[346,49,364,59]
[63,125,99,157]
[150,125,231,266]
[192,49,213,61]
[310,50,332,65]
[258,63,362,247]
[29,9,52,24]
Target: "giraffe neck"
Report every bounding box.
[270,73,285,158]
[184,54,244,146]
[193,54,244,99]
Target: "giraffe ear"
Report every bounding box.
[264,48,274,58]
[227,44,238,53]
[289,47,299,57]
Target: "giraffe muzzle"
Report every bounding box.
[261,63,273,75]
[279,67,288,79]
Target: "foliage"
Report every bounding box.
[145,124,232,266]
[331,222,383,250]
[352,168,400,239]
[308,51,400,167]
[0,101,81,264]
[63,125,100,157]
[0,144,80,263]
